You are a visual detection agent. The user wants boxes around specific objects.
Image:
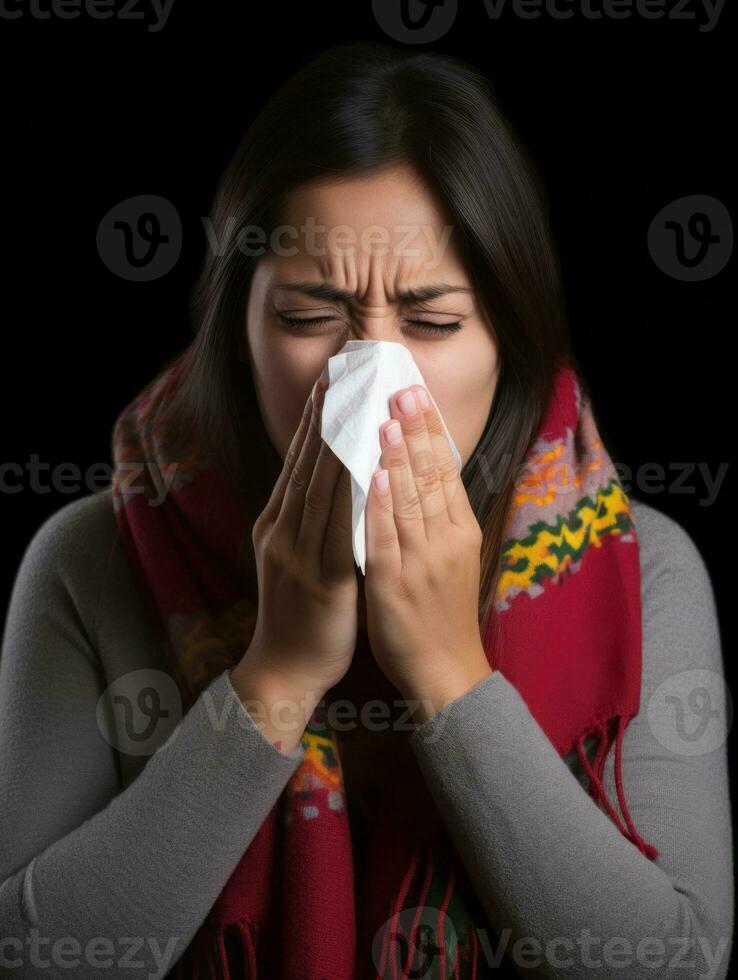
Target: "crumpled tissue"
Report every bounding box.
[315,340,462,574]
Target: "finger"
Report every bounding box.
[365,466,401,577]
[295,435,343,561]
[322,465,356,580]
[379,418,427,555]
[262,379,324,524]
[408,384,472,529]
[389,386,450,535]
[275,381,327,540]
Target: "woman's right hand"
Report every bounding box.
[232,378,358,708]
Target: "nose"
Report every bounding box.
[345,306,405,344]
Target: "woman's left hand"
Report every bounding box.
[364,384,494,724]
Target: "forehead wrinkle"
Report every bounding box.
[271,250,472,309]
[343,251,450,307]
[324,251,389,307]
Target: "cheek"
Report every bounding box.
[442,393,494,469]
[424,352,497,469]
[251,328,340,462]
[248,332,307,461]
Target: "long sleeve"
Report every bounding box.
[0,504,305,980]
[408,501,734,979]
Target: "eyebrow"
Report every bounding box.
[272,281,474,303]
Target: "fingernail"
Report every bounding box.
[373,469,389,492]
[385,421,403,445]
[415,387,429,410]
[398,391,416,415]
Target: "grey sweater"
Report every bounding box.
[0,489,733,979]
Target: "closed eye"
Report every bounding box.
[278,315,463,336]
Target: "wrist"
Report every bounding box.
[231,659,326,710]
[229,660,326,754]
[404,655,494,727]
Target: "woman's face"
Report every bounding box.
[245,164,499,476]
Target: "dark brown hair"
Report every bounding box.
[164,40,586,642]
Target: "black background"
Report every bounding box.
[1,2,735,811]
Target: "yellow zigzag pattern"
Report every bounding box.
[499,480,633,601]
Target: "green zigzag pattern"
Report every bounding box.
[501,478,633,586]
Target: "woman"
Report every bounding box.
[0,41,732,980]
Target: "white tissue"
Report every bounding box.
[317,340,462,575]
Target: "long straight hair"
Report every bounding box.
[163,41,588,643]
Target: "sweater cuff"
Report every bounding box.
[408,668,518,751]
[203,668,307,765]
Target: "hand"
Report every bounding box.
[232,378,358,705]
[364,384,493,722]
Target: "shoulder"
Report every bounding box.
[629,495,715,604]
[628,496,722,683]
[17,487,118,576]
[8,489,119,636]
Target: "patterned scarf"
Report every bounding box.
[110,348,658,980]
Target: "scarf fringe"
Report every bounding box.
[172,715,656,980]
[373,845,421,980]
[172,915,256,980]
[218,916,257,980]
[436,850,457,980]
[576,716,659,861]
[373,843,463,980]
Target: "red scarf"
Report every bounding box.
[111,349,658,979]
